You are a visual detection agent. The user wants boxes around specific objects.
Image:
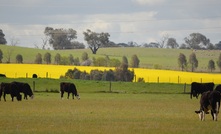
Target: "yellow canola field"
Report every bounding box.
[0,64,221,84]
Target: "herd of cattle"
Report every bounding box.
[191,82,221,121]
[0,82,80,101]
[0,80,220,121]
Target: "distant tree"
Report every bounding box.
[16,54,23,63]
[184,33,210,49]
[178,53,187,71]
[0,49,3,63]
[69,41,85,49]
[0,29,7,44]
[44,52,51,64]
[9,37,19,46]
[109,58,121,67]
[130,54,140,68]
[54,53,61,65]
[60,56,69,65]
[189,52,198,72]
[217,53,221,72]
[81,52,89,61]
[215,41,221,50]
[120,56,128,71]
[68,54,74,65]
[208,59,215,72]
[158,34,169,48]
[35,53,42,64]
[73,57,80,66]
[166,38,179,48]
[44,27,77,50]
[83,29,110,54]
[143,42,160,48]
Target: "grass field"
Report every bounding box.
[0,45,221,71]
[0,78,221,134]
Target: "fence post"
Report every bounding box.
[178,76,180,84]
[33,81,35,92]
[157,77,159,83]
[109,81,112,92]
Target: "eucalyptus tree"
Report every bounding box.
[83,29,110,54]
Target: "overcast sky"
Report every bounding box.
[0,0,221,48]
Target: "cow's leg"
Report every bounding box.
[72,93,74,99]
[11,95,14,102]
[67,92,70,99]
[211,110,215,120]
[60,91,64,99]
[3,93,6,101]
[24,94,27,100]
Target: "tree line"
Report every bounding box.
[178,52,221,72]
[0,49,140,68]
[1,28,221,54]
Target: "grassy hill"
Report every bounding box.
[0,45,220,72]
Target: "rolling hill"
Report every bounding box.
[0,45,220,72]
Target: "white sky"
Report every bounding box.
[0,0,221,48]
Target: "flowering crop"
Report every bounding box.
[0,64,221,84]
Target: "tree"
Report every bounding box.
[208,60,215,72]
[217,53,221,72]
[158,34,169,48]
[120,56,128,71]
[184,33,210,49]
[189,52,198,72]
[0,49,3,63]
[166,38,179,48]
[130,54,140,68]
[44,27,77,50]
[10,37,19,46]
[178,53,187,71]
[54,53,61,65]
[81,52,89,61]
[0,29,7,44]
[68,54,74,65]
[44,52,51,64]
[16,54,23,63]
[35,53,42,64]
[215,41,221,50]
[83,29,110,54]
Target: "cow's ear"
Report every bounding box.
[195,111,200,114]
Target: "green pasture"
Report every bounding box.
[0,45,220,71]
[1,78,221,134]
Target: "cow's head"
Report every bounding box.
[17,94,22,101]
[191,89,198,99]
[76,94,80,100]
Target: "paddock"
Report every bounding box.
[0,92,221,134]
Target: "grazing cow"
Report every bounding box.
[0,82,22,101]
[12,81,34,100]
[190,82,214,99]
[195,90,221,121]
[60,82,80,100]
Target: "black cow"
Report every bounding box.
[195,90,221,121]
[12,81,34,100]
[0,82,22,101]
[60,82,80,100]
[190,82,214,99]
